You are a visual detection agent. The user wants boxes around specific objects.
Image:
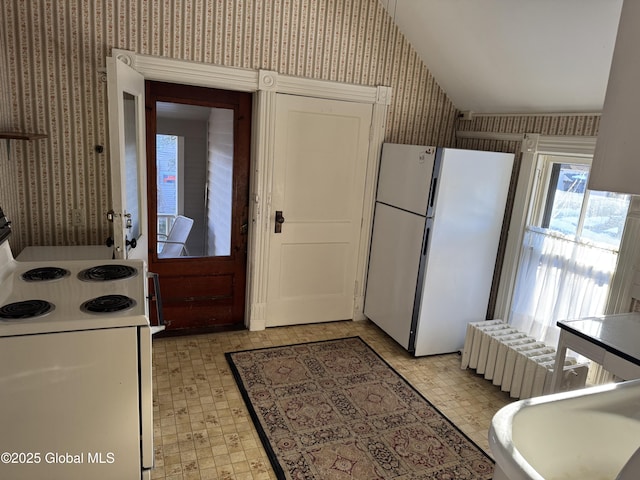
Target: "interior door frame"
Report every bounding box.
[109,49,391,331]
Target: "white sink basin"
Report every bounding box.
[489,379,640,480]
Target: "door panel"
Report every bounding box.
[159,274,234,329]
[266,94,373,326]
[146,82,251,333]
[279,243,350,296]
[106,56,147,260]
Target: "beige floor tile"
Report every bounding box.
[150,319,513,479]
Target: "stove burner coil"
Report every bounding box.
[0,300,55,319]
[78,265,137,282]
[81,295,136,314]
[21,267,70,282]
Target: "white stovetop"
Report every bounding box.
[0,241,149,337]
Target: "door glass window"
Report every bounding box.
[122,92,141,243]
[154,102,234,258]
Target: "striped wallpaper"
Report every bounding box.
[0,1,604,255]
[0,27,18,242]
[0,0,459,252]
[455,113,600,153]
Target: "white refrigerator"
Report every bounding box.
[364,143,514,356]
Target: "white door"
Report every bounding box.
[106,56,148,260]
[266,94,373,326]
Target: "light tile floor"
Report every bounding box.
[151,319,513,480]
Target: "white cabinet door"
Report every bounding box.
[266,94,373,326]
[106,56,148,260]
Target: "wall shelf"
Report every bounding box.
[0,132,48,140]
[1,132,48,156]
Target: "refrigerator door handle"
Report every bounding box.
[409,225,431,352]
[429,177,438,208]
[422,227,430,256]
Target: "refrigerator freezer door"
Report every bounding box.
[413,148,514,356]
[376,143,435,215]
[364,202,426,350]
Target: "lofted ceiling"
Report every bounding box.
[381,0,623,114]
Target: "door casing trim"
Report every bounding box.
[110,49,391,330]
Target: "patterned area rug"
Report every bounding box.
[226,337,494,479]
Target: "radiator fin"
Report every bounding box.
[461,320,588,399]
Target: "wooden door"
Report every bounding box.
[266,94,373,326]
[146,81,251,333]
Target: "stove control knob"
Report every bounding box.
[105,237,114,247]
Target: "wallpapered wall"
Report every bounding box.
[0,29,18,238]
[0,0,459,252]
[456,114,600,152]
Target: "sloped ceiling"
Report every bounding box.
[382,0,623,114]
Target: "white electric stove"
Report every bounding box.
[0,209,154,480]
[0,243,148,335]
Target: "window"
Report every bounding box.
[509,154,630,347]
[156,134,179,238]
[535,156,630,247]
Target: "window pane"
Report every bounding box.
[155,103,235,258]
[122,92,141,243]
[581,191,630,247]
[156,134,178,217]
[544,163,588,236]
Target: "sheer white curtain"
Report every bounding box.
[510,226,619,347]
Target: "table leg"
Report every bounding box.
[551,333,568,393]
